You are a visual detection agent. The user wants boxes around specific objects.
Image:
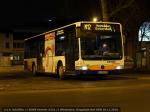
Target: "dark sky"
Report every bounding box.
[0,0,101,31]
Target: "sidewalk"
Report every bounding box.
[125,68,150,74]
[0,65,24,73]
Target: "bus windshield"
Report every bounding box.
[80,31,123,60]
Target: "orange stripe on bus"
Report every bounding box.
[88,65,116,70]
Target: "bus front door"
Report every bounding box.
[65,37,75,72]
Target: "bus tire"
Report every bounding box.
[57,63,65,79]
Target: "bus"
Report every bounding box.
[24,21,124,79]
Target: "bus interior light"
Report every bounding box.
[60,36,65,40]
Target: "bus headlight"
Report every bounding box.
[81,65,88,70]
[116,65,123,70]
[76,65,88,70]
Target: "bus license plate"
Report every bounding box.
[98,71,108,74]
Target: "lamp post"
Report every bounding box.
[101,0,109,21]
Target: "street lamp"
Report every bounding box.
[93,17,98,22]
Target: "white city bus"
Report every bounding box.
[24,21,124,79]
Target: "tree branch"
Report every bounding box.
[110,0,135,17]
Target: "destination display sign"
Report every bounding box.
[81,23,120,32]
[56,29,64,35]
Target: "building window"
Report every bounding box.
[20,43,24,48]
[13,43,17,48]
[17,43,20,48]
[6,42,10,48]
[138,22,150,42]
[5,33,9,38]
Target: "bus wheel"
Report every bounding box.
[57,64,65,79]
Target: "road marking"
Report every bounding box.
[0,83,150,94]
[80,83,96,88]
[0,87,4,90]
[138,77,150,80]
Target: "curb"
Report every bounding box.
[0,65,24,72]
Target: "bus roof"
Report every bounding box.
[24,21,121,41]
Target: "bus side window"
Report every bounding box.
[55,35,66,56]
[56,46,65,56]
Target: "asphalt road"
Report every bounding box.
[0,67,150,112]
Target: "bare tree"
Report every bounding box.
[139,22,150,43]
[110,0,135,17]
[139,23,150,53]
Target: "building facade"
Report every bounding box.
[0,32,24,66]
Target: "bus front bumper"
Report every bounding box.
[75,69,124,75]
